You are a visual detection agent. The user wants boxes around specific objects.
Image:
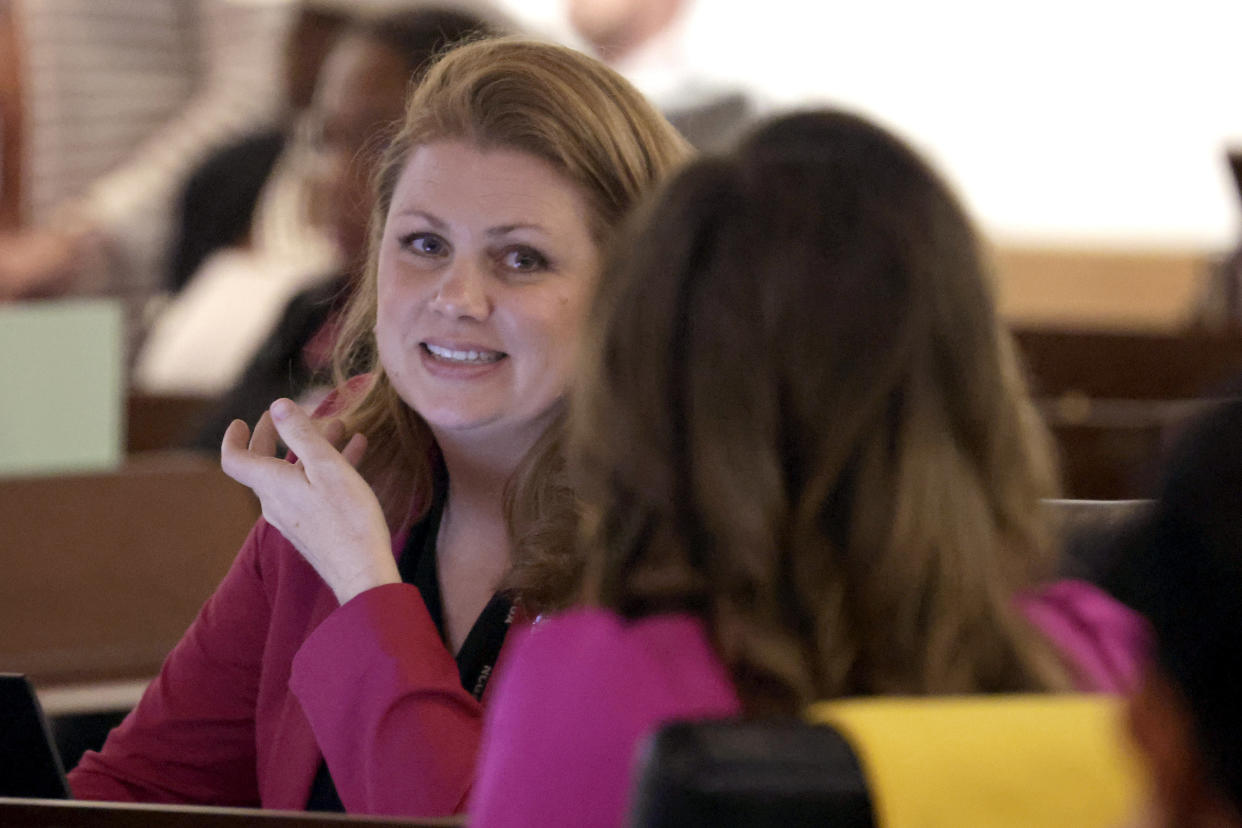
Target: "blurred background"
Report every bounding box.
[511,0,1242,249]
[4,0,1242,773]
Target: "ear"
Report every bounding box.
[1127,667,1236,828]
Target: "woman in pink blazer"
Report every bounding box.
[472,110,1148,827]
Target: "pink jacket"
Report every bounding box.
[69,516,498,816]
[470,580,1148,828]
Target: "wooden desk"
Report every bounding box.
[1038,398,1214,499]
[126,393,215,453]
[993,245,1209,332]
[0,453,259,685]
[37,680,149,717]
[0,798,459,827]
[1006,327,1242,498]
[1014,328,1242,400]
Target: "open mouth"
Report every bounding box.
[421,343,506,365]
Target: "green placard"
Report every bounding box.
[0,299,123,477]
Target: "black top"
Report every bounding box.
[169,128,287,294]
[306,470,514,812]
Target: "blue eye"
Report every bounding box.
[502,247,548,273]
[401,233,448,257]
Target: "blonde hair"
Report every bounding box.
[574,111,1069,714]
[330,37,690,609]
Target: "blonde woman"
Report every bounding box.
[69,38,689,817]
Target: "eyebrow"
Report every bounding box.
[396,209,448,229]
[487,223,549,238]
[394,209,549,237]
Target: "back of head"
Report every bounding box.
[574,110,1064,713]
[1125,399,1242,818]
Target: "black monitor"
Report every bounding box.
[0,674,71,799]
[628,719,875,827]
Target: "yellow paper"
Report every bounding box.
[808,694,1143,828]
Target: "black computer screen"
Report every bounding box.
[0,674,71,799]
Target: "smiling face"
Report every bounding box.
[375,140,602,449]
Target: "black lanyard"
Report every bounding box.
[397,475,515,702]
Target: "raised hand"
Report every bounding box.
[221,398,401,605]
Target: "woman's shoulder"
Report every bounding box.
[521,608,719,664]
[1018,579,1150,693]
[503,608,741,715]
[474,610,740,827]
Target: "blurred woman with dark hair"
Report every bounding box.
[1122,399,1242,828]
[471,110,1147,826]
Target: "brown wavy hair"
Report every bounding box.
[329,37,690,611]
[573,110,1070,715]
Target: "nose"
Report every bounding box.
[429,258,491,321]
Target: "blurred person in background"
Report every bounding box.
[1120,399,1242,828]
[567,0,757,151]
[471,110,1148,827]
[0,0,293,353]
[162,0,353,300]
[130,6,499,448]
[1,1,21,230]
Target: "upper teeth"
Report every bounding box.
[426,344,502,363]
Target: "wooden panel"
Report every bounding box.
[1040,399,1214,500]
[1047,419,1164,500]
[0,453,259,685]
[992,245,1211,332]
[0,799,459,827]
[1014,328,1242,399]
[126,392,214,453]
[1009,323,1242,499]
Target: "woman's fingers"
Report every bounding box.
[221,418,250,454]
[268,398,341,474]
[341,432,368,468]
[222,413,301,493]
[249,410,278,458]
[221,401,363,500]
[320,418,347,448]
[220,402,392,604]
[221,419,260,487]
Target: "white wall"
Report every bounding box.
[498,0,1242,249]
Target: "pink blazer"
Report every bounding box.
[470,581,1148,827]
[69,516,503,816]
